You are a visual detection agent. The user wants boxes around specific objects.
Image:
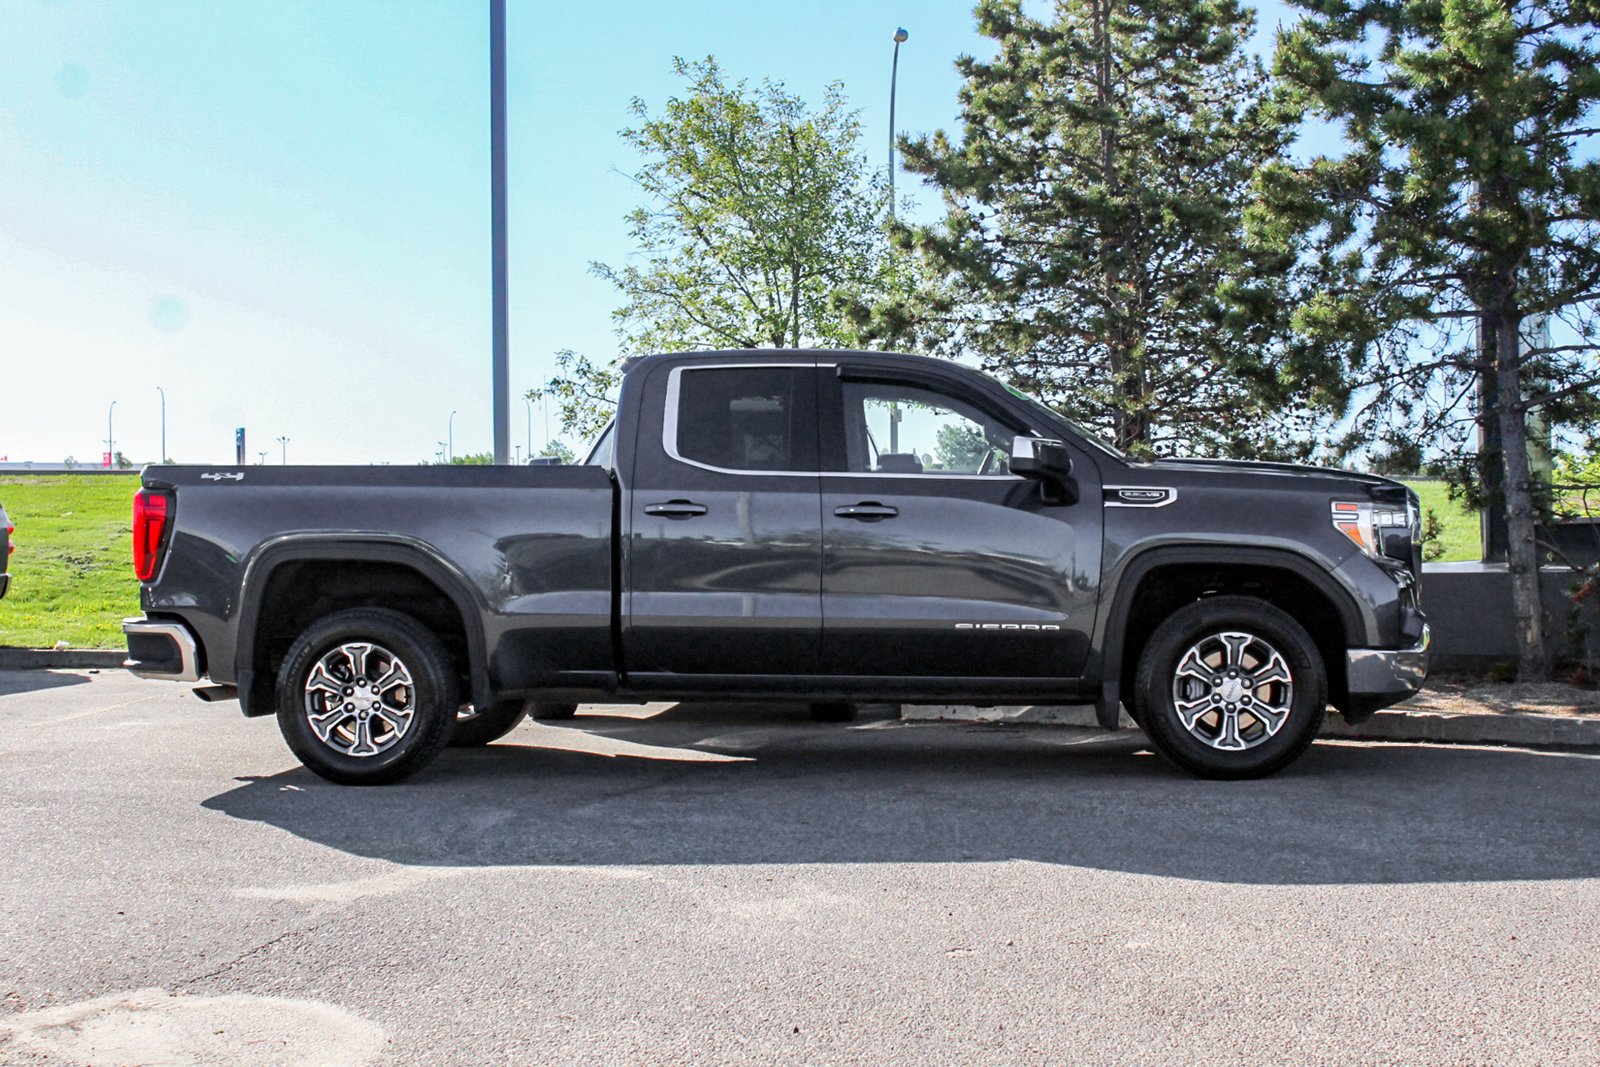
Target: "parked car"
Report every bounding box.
[0,501,12,599]
[124,349,1429,783]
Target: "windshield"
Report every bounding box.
[1001,384,1127,460]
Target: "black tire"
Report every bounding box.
[1133,596,1326,779]
[449,698,528,747]
[530,702,579,721]
[810,701,857,722]
[275,608,459,785]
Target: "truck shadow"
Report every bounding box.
[202,702,1600,886]
[0,669,93,699]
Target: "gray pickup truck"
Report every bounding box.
[124,349,1429,784]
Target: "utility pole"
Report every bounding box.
[490,0,511,464]
[106,400,116,468]
[156,386,166,463]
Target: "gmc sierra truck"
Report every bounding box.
[123,349,1429,784]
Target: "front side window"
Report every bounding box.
[841,380,1020,476]
[672,366,815,472]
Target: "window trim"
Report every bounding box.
[661,361,1036,481]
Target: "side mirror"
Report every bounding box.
[1010,436,1077,503]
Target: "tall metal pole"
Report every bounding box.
[449,410,457,462]
[524,395,532,458]
[106,400,116,468]
[888,27,907,217]
[490,0,511,464]
[277,435,290,464]
[156,386,166,463]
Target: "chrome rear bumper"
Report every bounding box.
[123,616,201,682]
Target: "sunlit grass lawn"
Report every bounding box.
[1404,479,1481,563]
[0,475,140,649]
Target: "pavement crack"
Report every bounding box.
[176,918,337,989]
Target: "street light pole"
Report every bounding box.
[156,386,166,463]
[490,0,511,464]
[106,400,116,469]
[257,451,268,465]
[524,395,533,459]
[449,410,457,462]
[888,27,908,217]
[277,436,290,464]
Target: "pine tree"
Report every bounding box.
[1253,0,1600,679]
[877,0,1310,457]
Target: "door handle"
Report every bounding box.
[644,500,708,518]
[833,502,899,521]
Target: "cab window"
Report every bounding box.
[670,366,817,473]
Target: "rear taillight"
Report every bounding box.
[133,490,171,581]
[5,523,12,557]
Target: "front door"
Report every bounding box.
[819,371,1101,680]
[625,360,822,677]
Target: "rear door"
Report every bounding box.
[818,367,1101,680]
[623,359,822,677]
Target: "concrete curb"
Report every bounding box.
[901,703,1600,749]
[1320,709,1600,748]
[0,648,126,670]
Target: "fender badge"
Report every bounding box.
[1103,485,1177,507]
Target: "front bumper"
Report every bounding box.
[1342,624,1430,719]
[123,616,202,682]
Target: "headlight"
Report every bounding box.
[1331,499,1413,561]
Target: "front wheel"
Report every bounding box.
[1133,596,1326,779]
[275,608,460,785]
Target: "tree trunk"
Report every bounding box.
[1490,290,1551,680]
[1092,0,1139,450]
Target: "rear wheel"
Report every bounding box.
[450,698,528,747]
[530,703,579,721]
[810,701,857,722]
[1133,596,1325,779]
[275,608,459,785]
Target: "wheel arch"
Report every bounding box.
[1092,545,1367,728]
[235,537,490,717]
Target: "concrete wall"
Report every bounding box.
[1422,562,1596,671]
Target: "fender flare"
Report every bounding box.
[1090,544,1367,729]
[234,535,491,716]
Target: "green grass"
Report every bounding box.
[1404,479,1481,563]
[0,475,141,649]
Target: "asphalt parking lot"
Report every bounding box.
[3,669,1599,1065]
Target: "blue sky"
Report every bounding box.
[0,0,1296,465]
